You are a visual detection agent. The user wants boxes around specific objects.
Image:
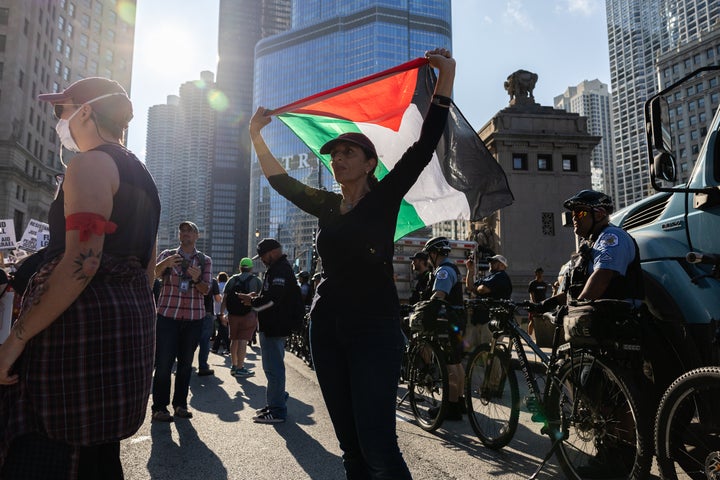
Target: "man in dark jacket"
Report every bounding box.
[239,238,301,424]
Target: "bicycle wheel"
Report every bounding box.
[409,339,449,432]
[655,366,720,480]
[465,343,519,449]
[547,352,652,479]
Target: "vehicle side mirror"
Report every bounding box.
[649,96,674,153]
[653,151,677,182]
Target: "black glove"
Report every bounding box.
[526,302,543,314]
[538,297,560,313]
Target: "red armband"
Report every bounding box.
[65,212,118,242]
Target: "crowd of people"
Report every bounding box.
[0,46,663,480]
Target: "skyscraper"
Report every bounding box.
[607,0,720,208]
[209,0,291,273]
[250,1,452,270]
[554,79,614,194]
[0,0,136,240]
[146,71,217,253]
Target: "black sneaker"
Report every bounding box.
[198,368,215,376]
[152,410,174,422]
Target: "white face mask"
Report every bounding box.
[55,106,83,153]
[54,92,127,153]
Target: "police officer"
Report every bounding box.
[540,189,643,308]
[409,250,432,304]
[423,236,466,420]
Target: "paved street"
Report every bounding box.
[120,344,567,480]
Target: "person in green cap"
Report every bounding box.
[221,258,263,377]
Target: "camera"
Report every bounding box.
[181,259,190,270]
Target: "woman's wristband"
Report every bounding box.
[432,94,452,108]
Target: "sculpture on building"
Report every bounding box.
[504,69,539,106]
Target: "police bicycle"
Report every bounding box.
[285,309,313,369]
[653,252,720,480]
[465,297,652,479]
[398,300,460,432]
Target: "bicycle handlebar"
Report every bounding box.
[465,298,536,310]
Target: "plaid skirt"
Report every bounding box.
[0,254,156,469]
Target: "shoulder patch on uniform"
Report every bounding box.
[271,277,286,286]
[436,269,449,280]
[599,233,619,247]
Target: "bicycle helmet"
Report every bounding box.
[423,236,452,256]
[563,189,614,214]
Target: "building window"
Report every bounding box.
[0,34,6,52]
[68,3,75,16]
[0,8,8,25]
[542,212,555,236]
[13,210,24,239]
[80,33,88,48]
[562,155,577,172]
[64,44,71,59]
[710,77,718,88]
[537,154,552,171]
[512,153,527,170]
[692,144,699,154]
[712,93,719,104]
[58,15,65,30]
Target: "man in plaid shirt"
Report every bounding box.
[151,221,212,422]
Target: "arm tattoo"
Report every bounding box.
[72,248,102,284]
[12,316,27,341]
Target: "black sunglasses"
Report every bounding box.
[53,103,79,119]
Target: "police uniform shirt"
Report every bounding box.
[590,225,637,276]
[432,260,458,296]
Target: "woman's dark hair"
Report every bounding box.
[92,111,127,141]
[362,147,379,190]
[218,271,229,282]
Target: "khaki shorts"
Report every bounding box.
[228,312,258,341]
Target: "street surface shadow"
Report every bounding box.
[147,420,227,480]
[271,419,345,479]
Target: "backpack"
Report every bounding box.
[226,275,255,315]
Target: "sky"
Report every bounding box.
[127,0,611,161]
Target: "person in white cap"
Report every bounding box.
[466,254,512,301]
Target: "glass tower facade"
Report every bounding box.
[251,0,451,271]
[607,0,720,208]
[210,0,291,274]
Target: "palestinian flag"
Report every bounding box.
[271,57,514,241]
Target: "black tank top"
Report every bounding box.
[45,144,160,267]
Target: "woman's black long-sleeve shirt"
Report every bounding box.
[268,102,449,320]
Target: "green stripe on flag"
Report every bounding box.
[279,113,425,240]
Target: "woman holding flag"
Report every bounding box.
[250,48,455,479]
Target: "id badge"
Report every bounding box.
[179,280,190,293]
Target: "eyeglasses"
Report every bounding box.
[571,209,590,219]
[53,104,79,119]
